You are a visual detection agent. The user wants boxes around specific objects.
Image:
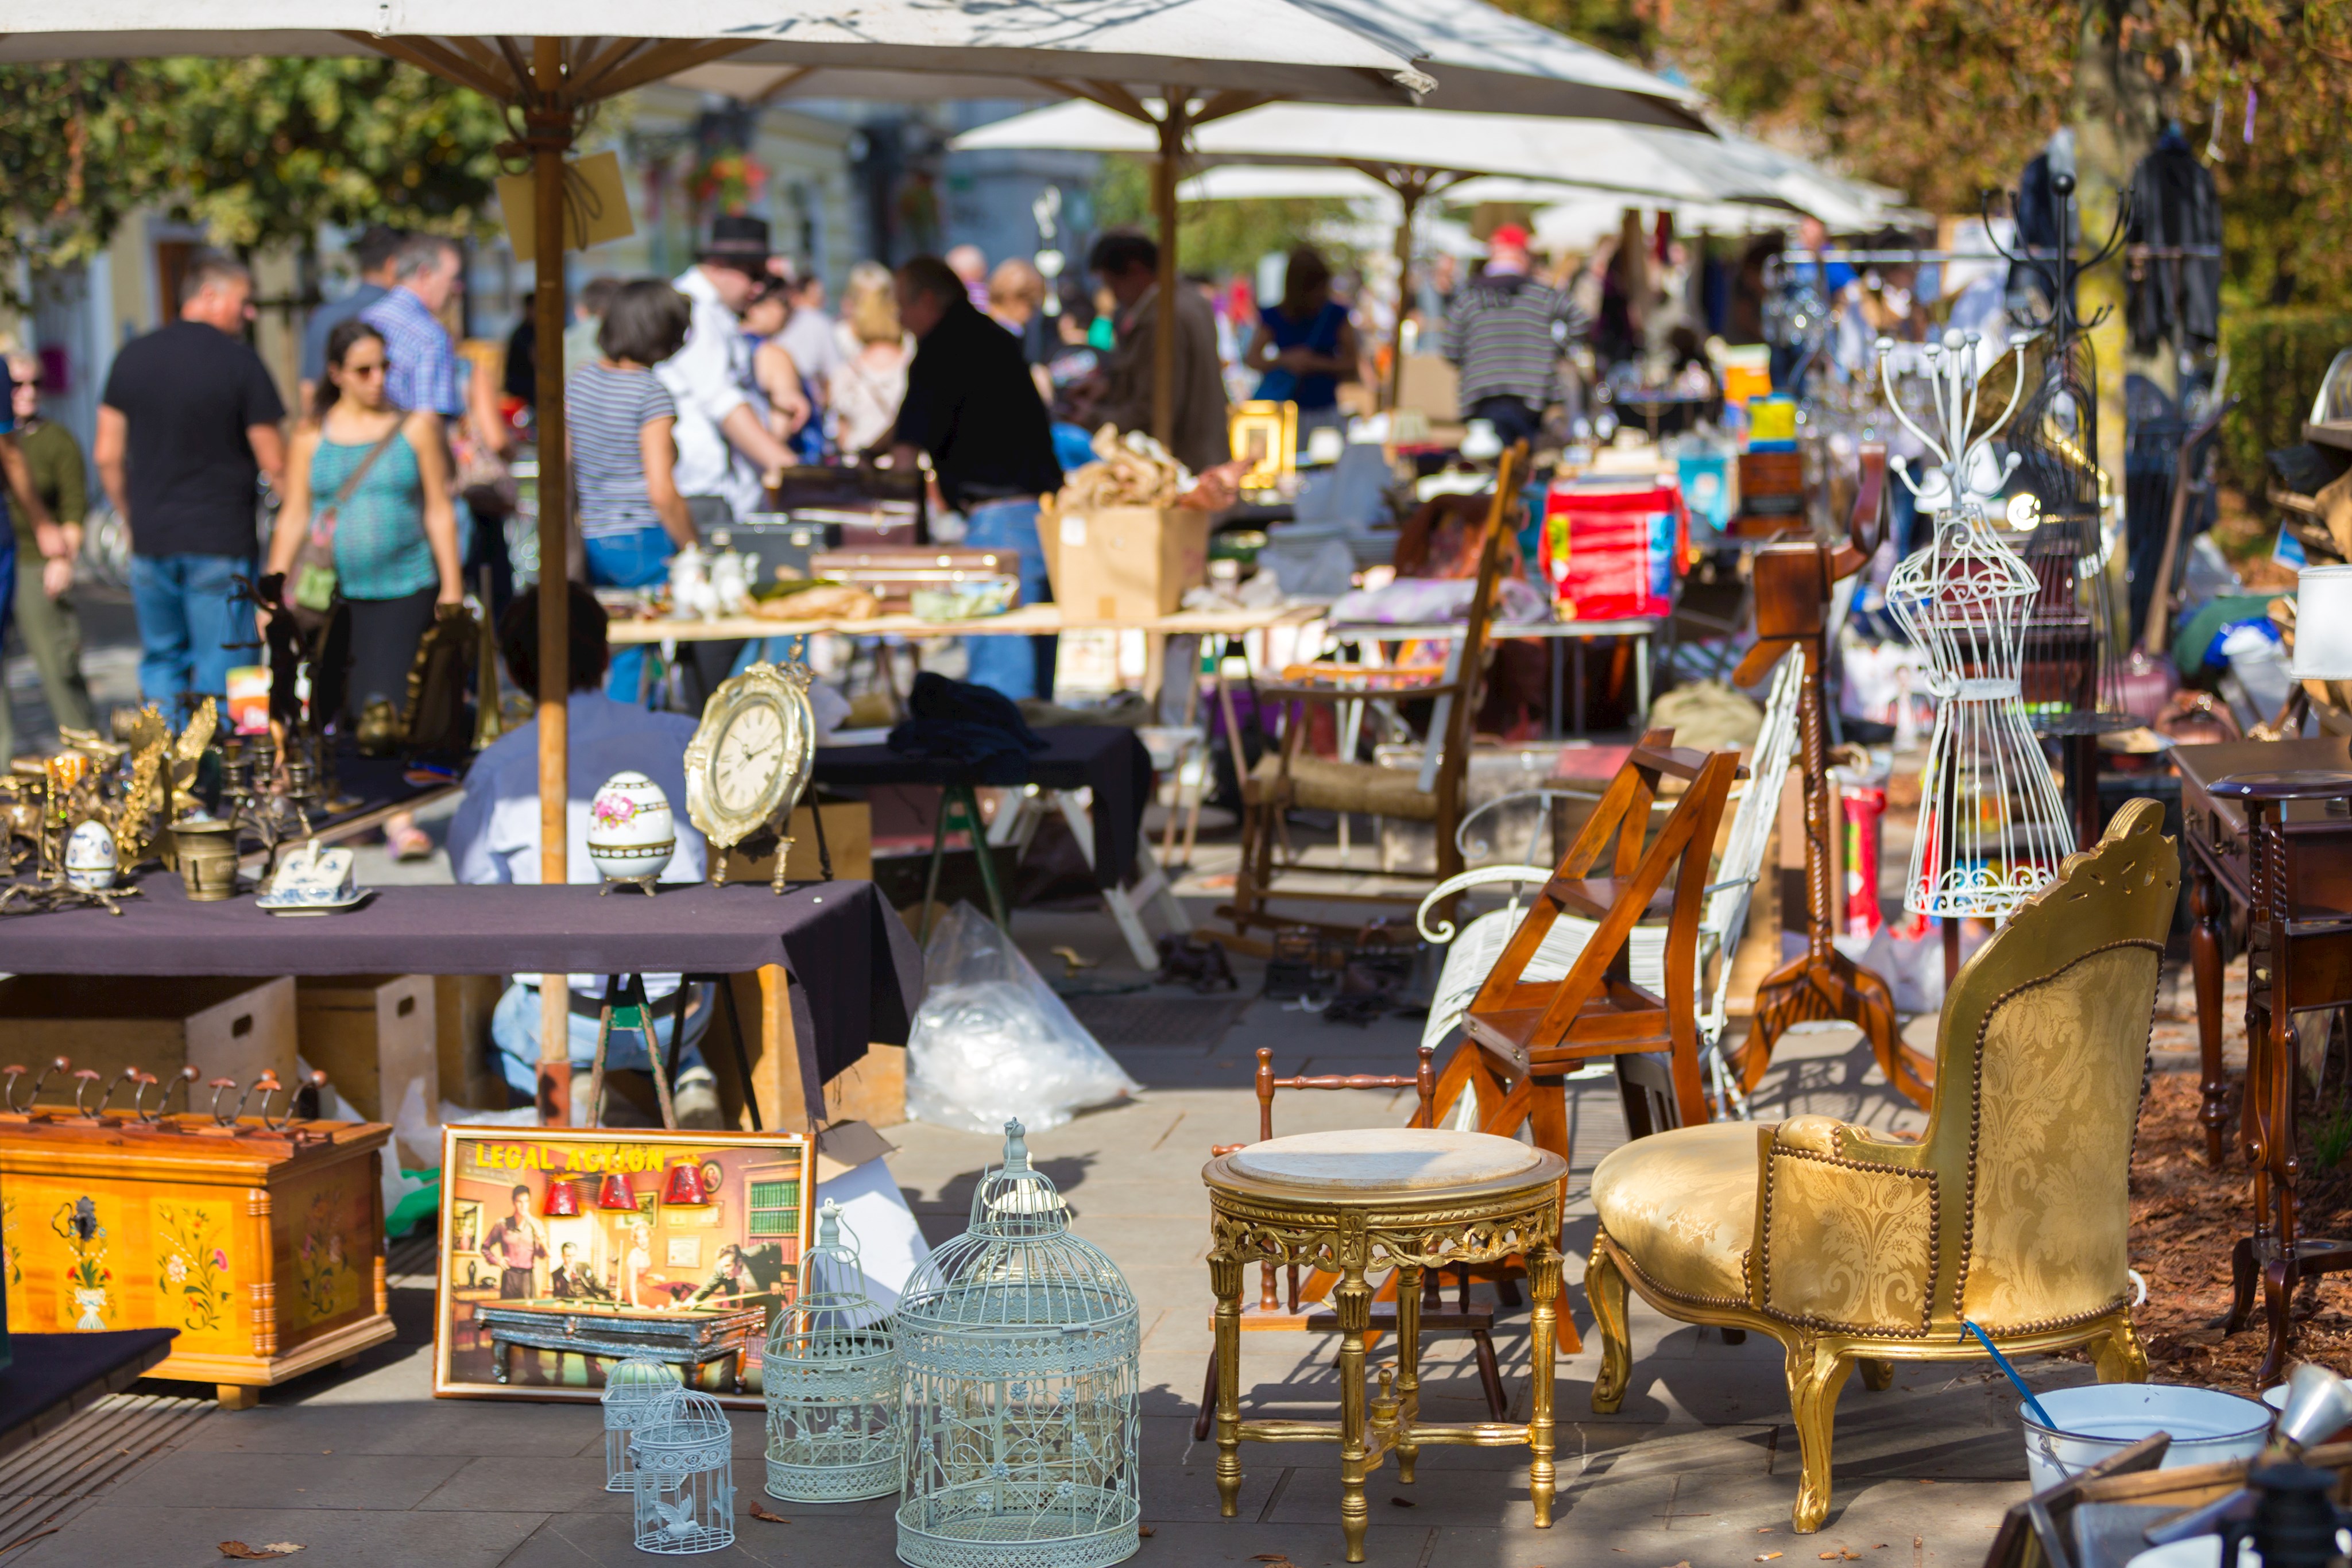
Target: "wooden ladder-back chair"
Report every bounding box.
[1450,734,1745,1147]
[1413,645,1805,1120]
[1220,443,1529,942]
[1190,1043,1511,1441]
[1720,446,1919,1102]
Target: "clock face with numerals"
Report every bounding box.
[683,663,815,855]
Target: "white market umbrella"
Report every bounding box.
[2,5,1429,1124]
[957,99,1902,399]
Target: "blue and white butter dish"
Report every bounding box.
[257,840,368,914]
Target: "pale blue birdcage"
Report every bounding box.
[602,1357,681,1492]
[764,1197,900,1501]
[630,1387,736,1555]
[896,1121,1140,1568]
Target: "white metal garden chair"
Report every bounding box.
[1411,648,1804,1120]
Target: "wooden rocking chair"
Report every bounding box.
[1220,443,1527,942]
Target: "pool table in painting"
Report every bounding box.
[472,1299,765,1392]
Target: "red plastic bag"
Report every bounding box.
[1538,482,1686,620]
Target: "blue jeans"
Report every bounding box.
[583,526,674,705]
[490,979,713,1101]
[128,553,257,706]
[961,498,1053,701]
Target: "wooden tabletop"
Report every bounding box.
[605,601,1328,644]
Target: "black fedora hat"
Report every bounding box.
[701,214,771,269]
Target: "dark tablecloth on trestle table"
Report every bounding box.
[0,877,923,1086]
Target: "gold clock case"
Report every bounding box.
[683,661,817,886]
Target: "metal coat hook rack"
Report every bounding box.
[1979,180,2132,342]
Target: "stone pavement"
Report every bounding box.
[1,901,2092,1568]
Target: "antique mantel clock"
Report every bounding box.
[683,662,817,892]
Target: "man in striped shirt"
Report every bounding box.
[1444,224,1588,450]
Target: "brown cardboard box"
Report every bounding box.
[296,974,440,1166]
[822,1044,906,1129]
[719,797,874,885]
[1042,505,1210,620]
[0,975,297,1110]
[434,974,509,1112]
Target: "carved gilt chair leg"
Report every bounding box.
[1856,1357,1893,1392]
[1587,1240,1632,1414]
[1526,1240,1562,1529]
[2090,1313,2150,1384]
[1785,1334,1854,1534]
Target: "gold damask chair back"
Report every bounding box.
[1585,799,2178,1532]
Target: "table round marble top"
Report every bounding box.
[1225,1129,1546,1191]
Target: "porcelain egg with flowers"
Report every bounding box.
[64,818,118,892]
[586,771,676,891]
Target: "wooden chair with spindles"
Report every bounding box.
[1192,1042,1508,1441]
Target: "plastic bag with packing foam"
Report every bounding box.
[904,903,1141,1134]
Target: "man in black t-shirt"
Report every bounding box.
[883,254,1063,701]
[95,251,286,707]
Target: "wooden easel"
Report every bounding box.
[1719,447,1924,1103]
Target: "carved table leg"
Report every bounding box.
[1334,1256,1374,1564]
[1395,1263,1422,1485]
[2189,860,2230,1164]
[1210,1243,1244,1519]
[1527,1240,1562,1530]
[1587,1241,1631,1414]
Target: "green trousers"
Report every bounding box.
[1,562,97,761]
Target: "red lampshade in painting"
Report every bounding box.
[660,1162,707,1206]
[595,1174,637,1211]
[541,1178,585,1218]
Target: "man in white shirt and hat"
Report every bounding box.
[658,214,800,702]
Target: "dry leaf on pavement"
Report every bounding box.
[748,1503,790,1524]
[218,1546,302,1561]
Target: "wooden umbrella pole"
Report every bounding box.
[531,36,577,1126]
[1386,173,1423,412]
[1150,92,1190,452]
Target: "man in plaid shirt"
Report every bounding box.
[361,234,466,420]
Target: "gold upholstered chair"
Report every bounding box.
[1586,799,2178,1532]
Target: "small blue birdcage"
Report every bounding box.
[764,1198,899,1501]
[896,1121,1140,1568]
[630,1387,735,1555]
[602,1357,680,1492]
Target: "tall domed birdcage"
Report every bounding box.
[896,1121,1140,1568]
[764,1198,900,1503]
[630,1386,736,1555]
[602,1357,680,1492]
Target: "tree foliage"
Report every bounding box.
[0,56,508,282]
[1488,0,2352,307]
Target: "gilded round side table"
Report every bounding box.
[1203,1128,1569,1563]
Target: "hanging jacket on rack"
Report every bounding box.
[2126,127,2223,355]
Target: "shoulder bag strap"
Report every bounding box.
[310,421,407,545]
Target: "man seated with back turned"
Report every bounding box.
[879,254,1063,702]
[444,582,721,1125]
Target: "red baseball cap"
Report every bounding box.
[1490,223,1530,250]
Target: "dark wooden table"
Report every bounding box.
[2173,738,2352,1383]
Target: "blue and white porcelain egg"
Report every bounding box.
[64,819,118,892]
[586,771,676,888]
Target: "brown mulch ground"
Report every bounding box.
[2133,1069,2352,1388]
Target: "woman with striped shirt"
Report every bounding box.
[567,279,695,703]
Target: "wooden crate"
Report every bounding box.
[295,975,439,1168]
[0,976,296,1109]
[0,1114,396,1408]
[823,1044,906,1128]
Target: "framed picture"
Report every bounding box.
[432,1126,811,1406]
[1228,400,1298,491]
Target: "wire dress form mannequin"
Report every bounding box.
[1881,331,2076,920]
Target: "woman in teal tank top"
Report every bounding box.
[265,318,462,859]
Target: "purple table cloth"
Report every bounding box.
[0,877,923,1094]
